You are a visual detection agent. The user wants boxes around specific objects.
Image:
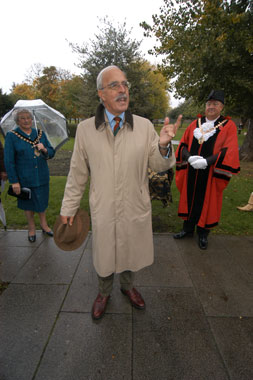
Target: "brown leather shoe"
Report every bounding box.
[121,287,145,309]
[91,293,110,320]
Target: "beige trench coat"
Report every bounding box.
[61,105,175,277]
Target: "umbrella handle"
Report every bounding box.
[33,111,40,142]
[32,111,41,155]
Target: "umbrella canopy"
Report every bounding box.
[0,99,68,151]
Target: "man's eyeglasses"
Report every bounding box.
[101,81,131,91]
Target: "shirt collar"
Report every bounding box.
[105,109,125,125]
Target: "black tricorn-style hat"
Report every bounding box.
[207,90,224,104]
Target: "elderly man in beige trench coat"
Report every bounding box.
[60,65,182,320]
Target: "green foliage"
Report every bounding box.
[67,124,78,138]
[128,61,170,118]
[0,89,14,118]
[70,17,170,119]
[169,99,203,120]
[11,66,85,121]
[58,76,85,121]
[141,0,253,119]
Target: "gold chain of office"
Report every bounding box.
[11,129,43,156]
[197,118,227,144]
[11,129,42,147]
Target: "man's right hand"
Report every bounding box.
[60,215,74,226]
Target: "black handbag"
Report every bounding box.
[8,185,31,200]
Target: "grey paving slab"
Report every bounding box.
[216,235,253,279]
[176,236,253,316]
[13,236,88,284]
[135,234,193,287]
[208,316,253,380]
[0,246,35,282]
[132,287,229,380]
[63,234,192,315]
[1,231,252,380]
[35,312,132,380]
[62,244,132,314]
[0,229,10,238]
[0,229,45,247]
[0,283,67,380]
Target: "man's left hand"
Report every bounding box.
[159,115,183,146]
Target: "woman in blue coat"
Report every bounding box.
[4,108,55,242]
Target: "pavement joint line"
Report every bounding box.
[31,236,89,380]
[206,316,234,379]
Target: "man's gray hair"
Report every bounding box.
[14,108,33,124]
[96,65,120,90]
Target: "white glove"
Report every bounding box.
[188,155,204,164]
[191,158,208,169]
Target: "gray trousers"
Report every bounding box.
[97,270,134,296]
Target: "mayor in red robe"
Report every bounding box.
[174,90,240,249]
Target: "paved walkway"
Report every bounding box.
[0,229,252,380]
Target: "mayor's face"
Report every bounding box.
[17,112,33,131]
[98,67,129,116]
[205,100,224,120]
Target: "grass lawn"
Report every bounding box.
[0,128,252,235]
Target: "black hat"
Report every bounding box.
[207,90,224,104]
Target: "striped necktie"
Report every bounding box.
[113,117,121,136]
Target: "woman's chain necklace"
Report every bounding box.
[11,129,42,148]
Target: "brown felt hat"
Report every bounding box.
[53,209,90,251]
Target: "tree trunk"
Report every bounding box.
[239,119,253,161]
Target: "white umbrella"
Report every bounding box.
[0,99,69,151]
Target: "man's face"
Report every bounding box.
[98,67,129,115]
[205,100,224,120]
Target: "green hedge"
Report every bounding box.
[67,124,78,138]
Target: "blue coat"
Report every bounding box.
[4,127,55,188]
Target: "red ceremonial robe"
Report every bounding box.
[175,116,240,229]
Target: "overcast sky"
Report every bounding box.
[0,0,180,106]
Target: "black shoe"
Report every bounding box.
[173,230,194,239]
[28,235,36,243]
[41,228,54,237]
[198,235,208,250]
